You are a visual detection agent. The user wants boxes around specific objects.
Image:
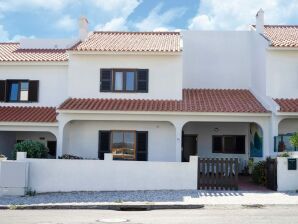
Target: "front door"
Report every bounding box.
[182,135,197,162]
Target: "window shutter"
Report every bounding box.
[100,69,112,92]
[136,131,148,161]
[0,80,6,102]
[136,69,148,92]
[28,80,39,102]
[98,131,111,160]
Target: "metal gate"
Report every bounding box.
[198,158,239,190]
[266,158,277,191]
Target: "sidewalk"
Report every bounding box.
[1,190,298,209]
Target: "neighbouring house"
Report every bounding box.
[0,10,297,174]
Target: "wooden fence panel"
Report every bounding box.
[197,157,239,190]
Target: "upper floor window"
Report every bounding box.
[0,80,39,102]
[100,69,148,93]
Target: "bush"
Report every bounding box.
[13,140,48,159]
[58,154,83,160]
[251,161,266,186]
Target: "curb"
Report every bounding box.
[0,204,205,210]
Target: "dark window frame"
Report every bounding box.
[6,79,29,102]
[112,69,137,92]
[212,135,246,154]
[100,68,148,93]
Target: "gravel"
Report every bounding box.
[0,190,201,205]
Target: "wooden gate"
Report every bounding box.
[266,158,277,191]
[197,158,239,190]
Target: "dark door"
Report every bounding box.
[47,141,57,158]
[182,135,197,162]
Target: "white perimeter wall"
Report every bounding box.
[64,121,176,161]
[0,65,68,106]
[277,157,298,191]
[267,50,298,98]
[26,157,198,192]
[183,122,250,168]
[182,31,252,89]
[68,54,182,100]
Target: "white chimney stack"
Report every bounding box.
[256,8,264,34]
[79,16,88,41]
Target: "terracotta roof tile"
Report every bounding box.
[59,89,267,113]
[274,98,298,112]
[0,43,68,62]
[72,31,181,52]
[262,25,298,47]
[0,106,57,122]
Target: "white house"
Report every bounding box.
[0,12,297,173]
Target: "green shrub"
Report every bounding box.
[58,154,83,160]
[12,140,48,159]
[251,161,266,185]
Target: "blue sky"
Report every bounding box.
[0,0,297,41]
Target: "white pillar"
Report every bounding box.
[56,118,68,159]
[261,120,271,159]
[173,121,185,162]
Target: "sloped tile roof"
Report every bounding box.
[72,31,181,52]
[274,98,298,112]
[0,43,68,62]
[59,89,267,113]
[0,106,57,122]
[263,25,298,47]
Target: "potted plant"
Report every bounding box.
[0,154,7,161]
[248,158,254,174]
[289,132,298,151]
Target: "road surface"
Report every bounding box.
[1,206,298,224]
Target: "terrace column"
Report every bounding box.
[56,116,69,159]
[173,121,186,162]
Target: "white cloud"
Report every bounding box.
[189,0,298,30]
[11,34,35,41]
[95,17,128,31]
[94,0,141,31]
[135,4,186,31]
[56,15,76,31]
[0,0,74,12]
[0,24,9,41]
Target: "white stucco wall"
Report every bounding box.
[267,50,298,98]
[182,31,252,89]
[250,32,268,97]
[277,157,298,191]
[0,64,68,106]
[64,120,176,161]
[183,122,250,169]
[278,119,298,134]
[68,53,182,100]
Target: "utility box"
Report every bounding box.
[0,161,28,196]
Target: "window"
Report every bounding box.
[100,69,148,93]
[112,131,135,160]
[98,130,148,161]
[0,80,39,102]
[212,135,245,154]
[7,80,29,102]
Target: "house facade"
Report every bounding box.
[0,11,298,173]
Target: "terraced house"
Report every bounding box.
[0,10,298,175]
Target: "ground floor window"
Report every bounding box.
[111,131,136,160]
[98,130,148,161]
[212,135,245,154]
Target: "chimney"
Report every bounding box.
[79,16,88,41]
[256,8,264,34]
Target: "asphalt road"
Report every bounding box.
[1,206,298,224]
